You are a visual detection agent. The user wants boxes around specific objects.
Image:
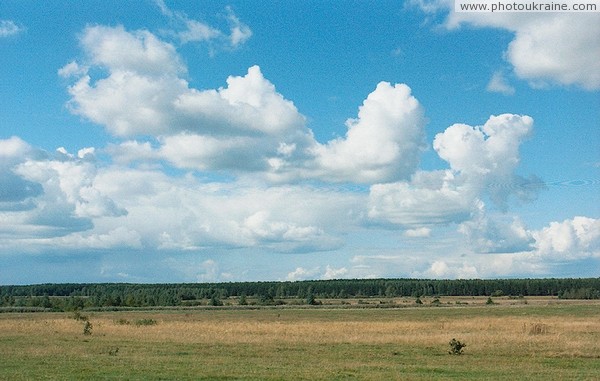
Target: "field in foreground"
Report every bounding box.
[1,298,599,380]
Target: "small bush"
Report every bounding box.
[486,297,494,305]
[210,295,223,306]
[415,297,423,305]
[448,338,466,355]
[134,318,157,326]
[83,321,93,336]
[72,311,88,321]
[115,318,130,325]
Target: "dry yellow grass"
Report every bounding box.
[3,308,598,357]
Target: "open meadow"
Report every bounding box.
[1,297,599,380]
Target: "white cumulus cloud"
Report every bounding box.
[311,82,426,183]
[414,1,600,89]
[61,25,427,184]
[368,114,541,228]
[532,216,600,260]
[459,214,534,253]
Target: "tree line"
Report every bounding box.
[1,278,598,311]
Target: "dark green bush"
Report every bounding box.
[448,338,466,355]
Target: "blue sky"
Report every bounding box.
[1,0,598,284]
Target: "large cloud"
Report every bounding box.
[0,137,43,210]
[458,214,534,253]
[0,141,126,244]
[433,113,533,177]
[531,216,600,260]
[62,26,299,138]
[61,25,427,184]
[414,0,600,89]
[91,168,360,253]
[311,82,426,183]
[1,142,362,254]
[433,113,543,208]
[340,216,599,280]
[368,114,542,228]
[368,170,479,227]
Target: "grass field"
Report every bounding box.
[1,297,599,380]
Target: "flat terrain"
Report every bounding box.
[1,297,599,380]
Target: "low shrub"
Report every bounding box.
[448,338,466,355]
[72,311,88,321]
[134,318,157,326]
[83,321,93,336]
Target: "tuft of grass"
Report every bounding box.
[525,322,549,335]
[134,318,157,326]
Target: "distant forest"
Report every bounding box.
[1,278,598,311]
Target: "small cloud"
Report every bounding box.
[323,265,348,279]
[286,266,320,281]
[155,0,251,50]
[196,259,221,282]
[58,61,88,78]
[404,227,431,238]
[226,6,252,48]
[178,19,221,43]
[0,20,25,37]
[486,71,515,95]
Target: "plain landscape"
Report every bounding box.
[1,288,599,380]
[1,3,599,380]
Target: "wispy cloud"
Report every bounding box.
[487,71,515,95]
[154,0,251,50]
[0,20,25,37]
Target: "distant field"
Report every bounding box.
[1,297,599,380]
